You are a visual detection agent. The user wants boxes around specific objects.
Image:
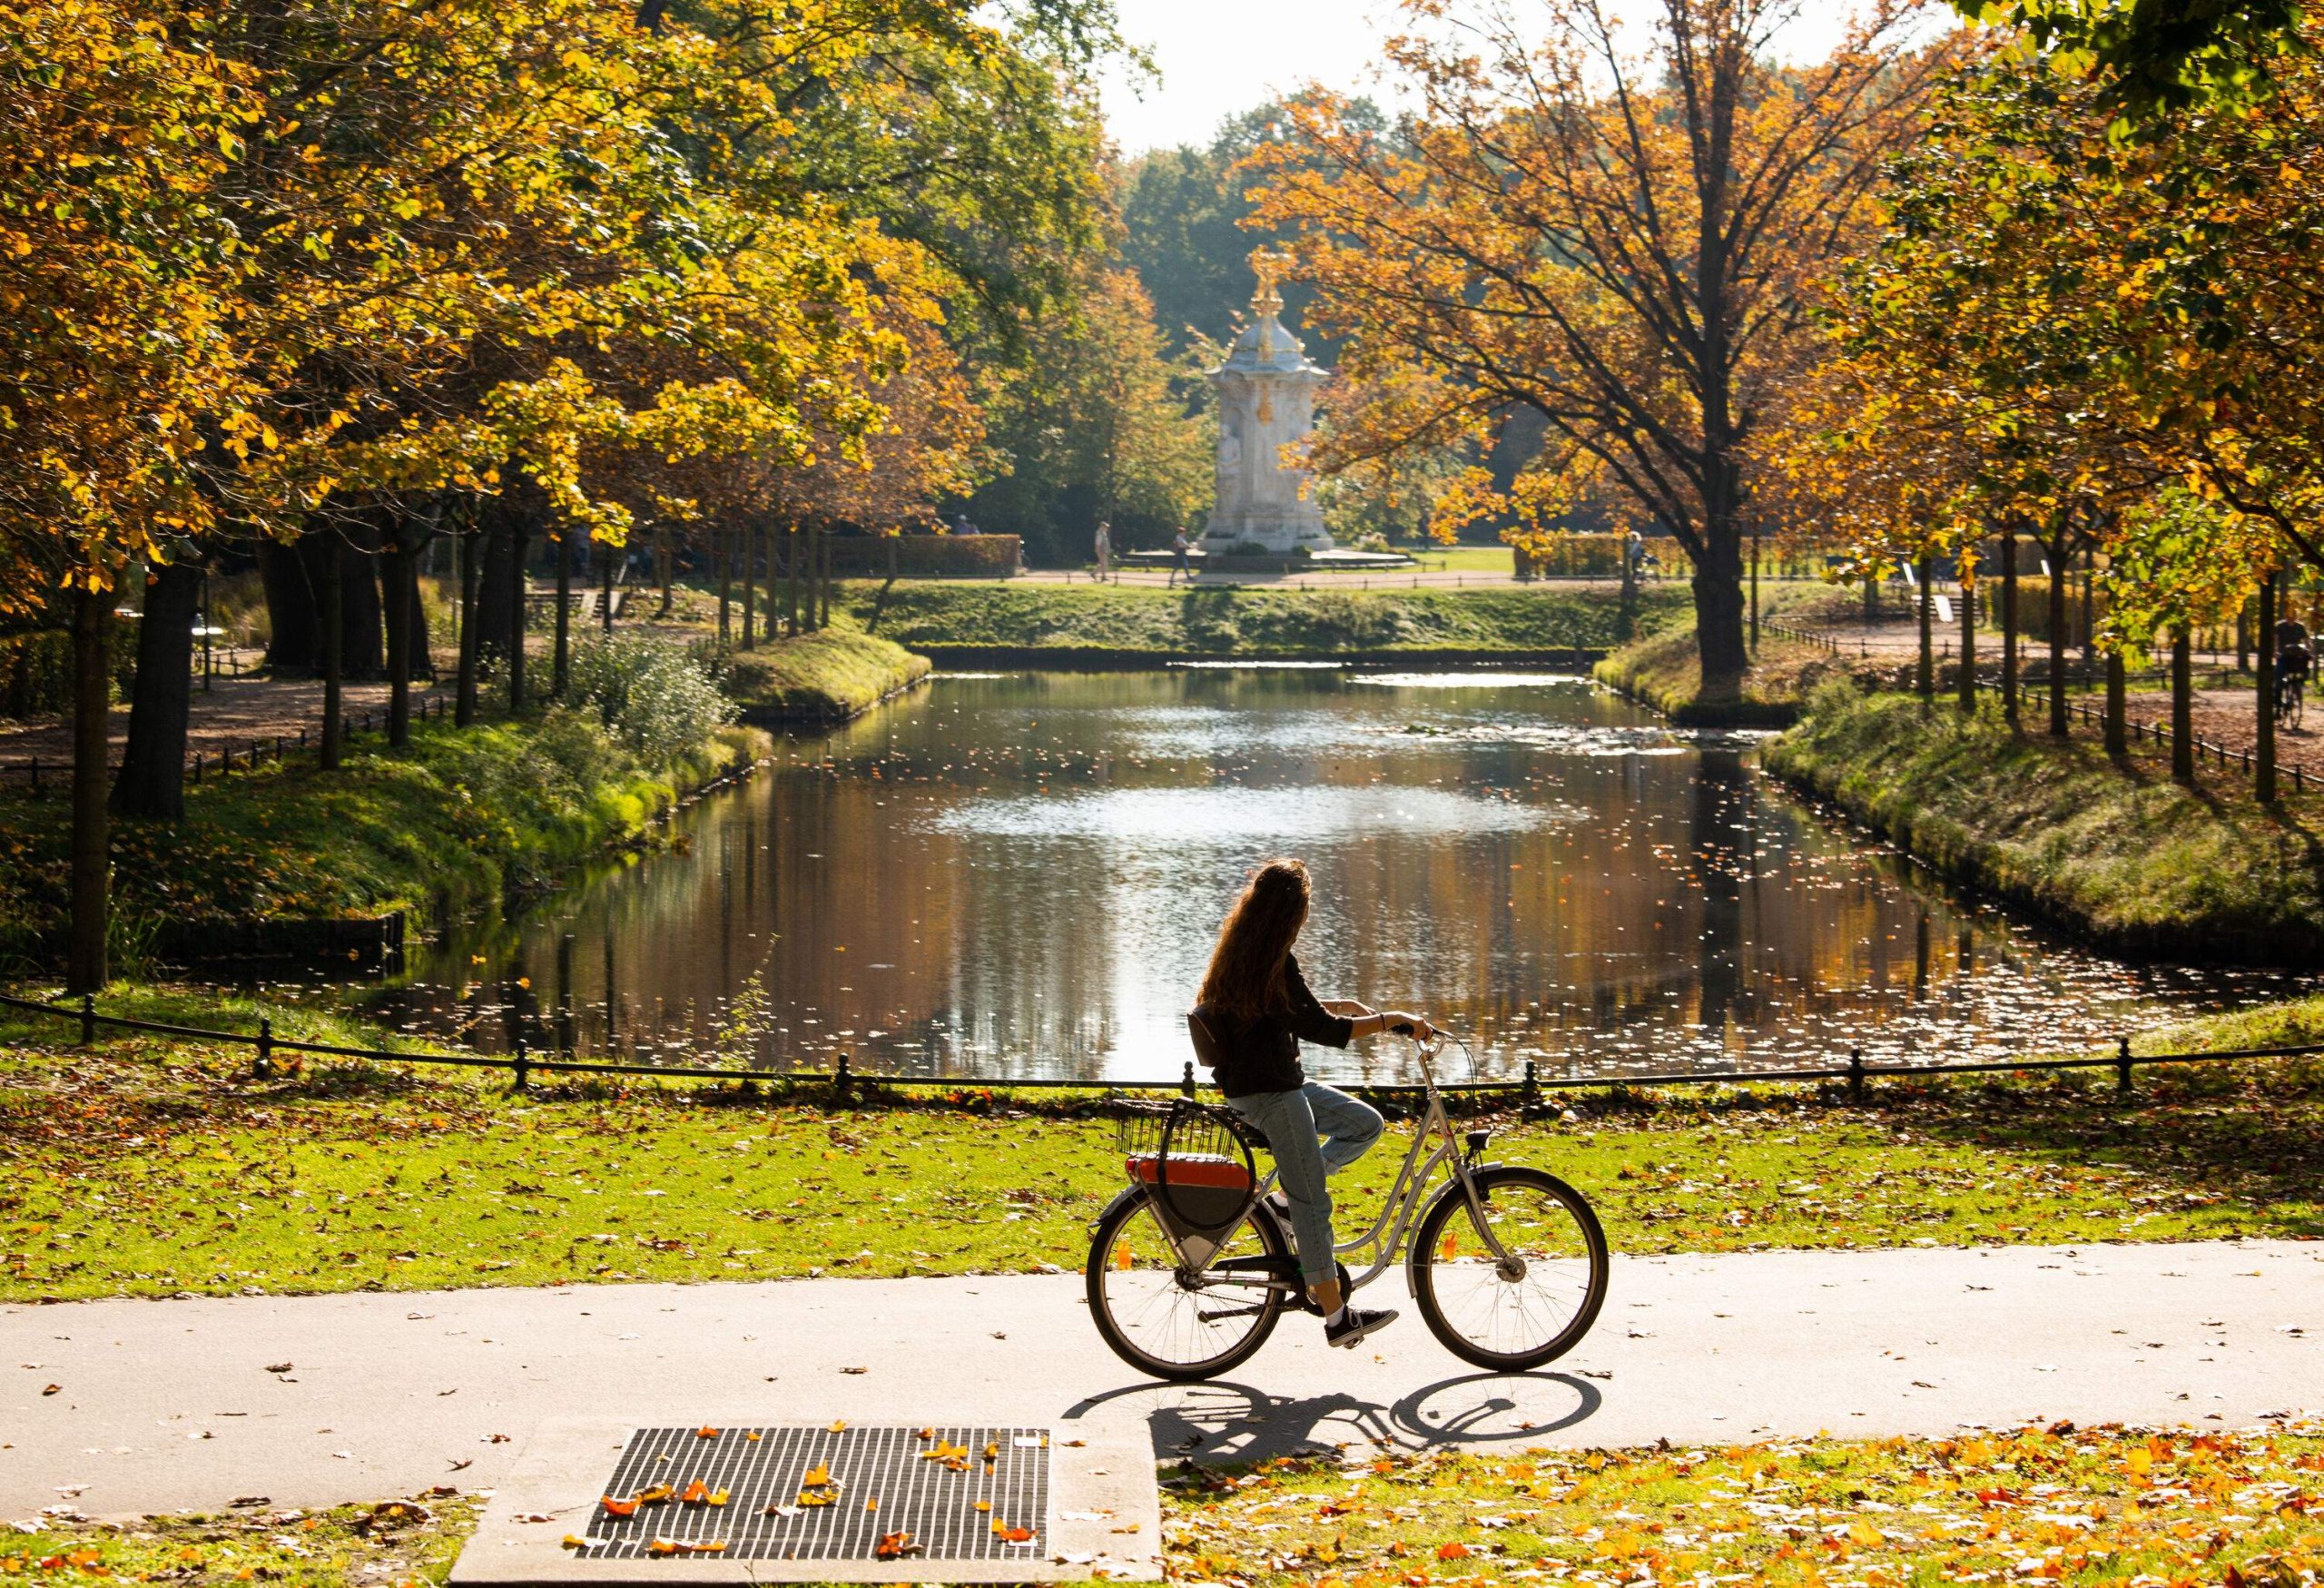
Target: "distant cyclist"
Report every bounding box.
[1186,859,1433,1349]
[2277,614,2312,726]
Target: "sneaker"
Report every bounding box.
[1325,1307,1399,1348]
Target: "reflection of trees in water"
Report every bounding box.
[378,675,2290,1077]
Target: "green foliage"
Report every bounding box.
[1954,0,2304,122]
[1765,682,2324,961]
[838,581,1691,655]
[566,632,736,765]
[960,264,1211,564]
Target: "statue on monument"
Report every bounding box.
[1199,248,1333,559]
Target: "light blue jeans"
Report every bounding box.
[1226,1081,1384,1287]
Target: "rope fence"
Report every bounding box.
[0,693,450,795]
[4,989,2310,1110]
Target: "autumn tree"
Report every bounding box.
[1244,0,1956,704]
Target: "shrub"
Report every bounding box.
[566,634,735,766]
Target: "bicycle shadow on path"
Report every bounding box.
[1061,1371,1602,1465]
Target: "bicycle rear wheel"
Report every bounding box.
[1086,1190,1287,1381]
[1409,1167,1608,1372]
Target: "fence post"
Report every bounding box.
[512,1031,529,1091]
[2116,1035,2132,1098]
[79,992,95,1047]
[834,1049,852,1105]
[1523,1057,1541,1115]
[1180,1060,1196,1099]
[1847,1046,1865,1103]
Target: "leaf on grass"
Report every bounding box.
[1438,1541,1472,1560]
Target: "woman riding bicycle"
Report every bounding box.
[1187,858,1433,1350]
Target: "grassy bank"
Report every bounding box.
[1591,629,1853,725]
[5,984,2319,1303]
[722,628,931,724]
[844,581,1692,658]
[0,712,767,964]
[1765,683,2324,962]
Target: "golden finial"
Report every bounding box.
[1249,248,1293,318]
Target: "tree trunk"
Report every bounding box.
[786,524,801,636]
[2104,647,2126,755]
[2171,628,2194,782]
[601,537,614,635]
[507,521,529,712]
[2258,574,2278,804]
[2001,528,2020,727]
[716,526,731,644]
[67,587,111,993]
[1863,569,1877,625]
[1915,555,1933,704]
[385,538,412,748]
[1957,561,1975,715]
[1689,530,1748,702]
[112,559,202,821]
[827,529,845,636]
[303,529,382,679]
[741,523,756,649]
[257,536,317,672]
[2047,541,2070,738]
[455,525,479,727]
[1748,528,1760,654]
[321,535,344,768]
[657,528,674,617]
[553,531,571,697]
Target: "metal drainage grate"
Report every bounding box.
[572,1425,1049,1563]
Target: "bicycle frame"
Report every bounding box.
[1152,1036,1515,1297]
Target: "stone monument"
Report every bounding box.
[1202,250,1332,558]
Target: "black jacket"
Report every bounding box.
[1187,953,1354,1098]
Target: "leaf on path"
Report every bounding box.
[874,1531,919,1559]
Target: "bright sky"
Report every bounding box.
[1097,0,1405,154]
[1096,0,1917,155]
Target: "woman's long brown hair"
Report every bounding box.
[1197,859,1311,1019]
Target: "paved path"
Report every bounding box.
[5,1239,2317,1517]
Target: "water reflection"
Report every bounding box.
[377,669,2305,1080]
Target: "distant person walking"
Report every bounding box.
[953,512,980,537]
[1168,526,1196,587]
[1093,520,1112,582]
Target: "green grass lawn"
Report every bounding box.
[5,985,2319,1304]
[20,1421,2319,1588]
[842,580,1693,656]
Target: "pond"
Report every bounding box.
[377,667,2298,1084]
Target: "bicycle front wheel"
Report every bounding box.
[1409,1167,1608,1371]
[1085,1190,1287,1382]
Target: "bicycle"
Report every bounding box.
[2276,652,2308,730]
[1084,1029,1609,1382]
